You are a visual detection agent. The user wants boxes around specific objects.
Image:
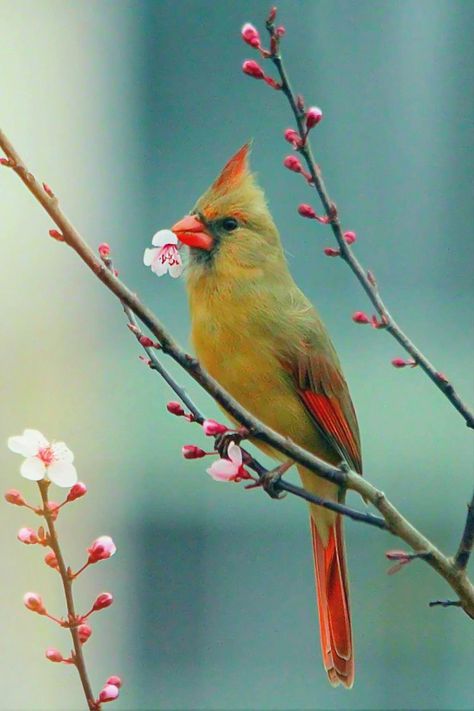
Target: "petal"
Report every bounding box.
[150,256,168,276]
[8,429,48,457]
[51,442,74,463]
[207,459,238,481]
[20,457,46,481]
[228,443,242,467]
[143,247,159,266]
[152,229,177,247]
[48,461,78,488]
[168,260,184,279]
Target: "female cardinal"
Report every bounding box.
[171,144,361,688]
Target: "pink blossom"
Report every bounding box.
[7,429,77,487]
[242,59,265,79]
[45,648,63,663]
[305,106,323,129]
[44,551,59,570]
[207,443,250,482]
[241,23,260,48]
[284,128,302,148]
[352,311,371,325]
[202,419,228,436]
[343,230,357,245]
[17,527,39,545]
[143,230,183,279]
[182,445,207,460]
[167,401,185,416]
[98,242,111,258]
[78,624,92,644]
[283,155,302,173]
[99,684,120,703]
[67,481,87,502]
[92,592,114,612]
[87,535,117,564]
[23,592,46,614]
[298,203,317,219]
[4,489,26,506]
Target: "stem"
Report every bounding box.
[266,25,474,431]
[38,481,98,711]
[1,130,473,615]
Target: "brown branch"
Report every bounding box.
[265,19,474,432]
[1,130,473,617]
[454,490,474,571]
[37,480,99,711]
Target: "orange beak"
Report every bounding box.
[171,214,214,251]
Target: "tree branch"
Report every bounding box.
[1,128,473,616]
[265,19,474,432]
[37,481,99,711]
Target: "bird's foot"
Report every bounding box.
[214,427,251,458]
[258,459,294,500]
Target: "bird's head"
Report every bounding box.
[171,143,285,281]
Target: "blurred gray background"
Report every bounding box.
[0,1,473,709]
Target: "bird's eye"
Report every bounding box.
[222,217,238,232]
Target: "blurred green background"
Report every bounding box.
[1,1,473,709]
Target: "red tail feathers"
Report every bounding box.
[311,516,354,688]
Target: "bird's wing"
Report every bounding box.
[293,347,362,475]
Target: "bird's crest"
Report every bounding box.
[211,142,251,194]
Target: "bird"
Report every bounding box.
[171,143,361,688]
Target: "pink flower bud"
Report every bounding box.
[49,229,64,242]
[267,6,277,23]
[202,419,229,436]
[352,311,371,325]
[92,592,114,612]
[139,335,155,348]
[4,489,26,506]
[283,155,302,173]
[78,623,92,644]
[99,684,120,703]
[167,401,185,416]
[242,60,265,80]
[241,23,260,48]
[67,482,87,502]
[324,247,340,257]
[23,592,46,614]
[0,157,9,165]
[106,676,122,688]
[305,106,323,129]
[182,445,207,460]
[44,551,59,570]
[385,549,411,561]
[436,371,449,383]
[391,357,416,368]
[298,203,317,219]
[45,648,63,663]
[88,535,117,564]
[42,182,54,197]
[17,527,39,545]
[98,242,111,258]
[275,25,286,37]
[284,128,302,148]
[343,230,356,245]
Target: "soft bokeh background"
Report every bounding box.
[1,1,473,709]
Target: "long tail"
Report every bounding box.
[311,515,354,688]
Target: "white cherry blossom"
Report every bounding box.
[7,429,77,487]
[143,229,183,278]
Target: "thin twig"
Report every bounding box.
[429,599,461,609]
[38,481,98,711]
[454,490,474,571]
[1,130,473,616]
[265,19,474,432]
